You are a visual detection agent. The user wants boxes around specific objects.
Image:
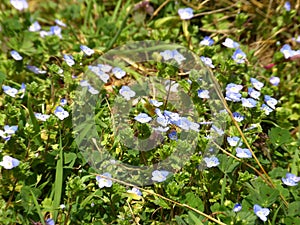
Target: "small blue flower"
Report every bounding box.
[174,117,191,130]
[79,80,90,87]
[2,85,18,97]
[236,147,252,158]
[96,172,113,188]
[227,136,242,147]
[151,170,169,182]
[0,125,18,141]
[284,1,291,11]
[282,173,300,186]
[134,113,152,123]
[160,50,186,64]
[0,156,20,169]
[45,218,55,225]
[232,49,246,64]
[204,156,220,168]
[232,112,244,122]
[29,21,41,32]
[250,78,264,91]
[253,204,270,222]
[10,0,28,10]
[50,25,62,38]
[264,95,278,109]
[88,86,99,95]
[40,30,52,38]
[200,56,215,68]
[225,92,242,102]
[168,130,178,140]
[63,54,75,67]
[233,203,242,212]
[222,38,240,48]
[149,99,163,107]
[119,86,136,100]
[60,98,67,106]
[269,76,280,86]
[34,113,51,122]
[157,116,169,127]
[55,19,67,27]
[10,50,23,61]
[80,45,94,56]
[127,187,142,196]
[198,89,210,99]
[26,65,47,74]
[241,98,257,108]
[211,125,224,136]
[112,67,126,79]
[54,106,69,120]
[261,104,273,115]
[226,83,243,93]
[248,87,261,99]
[153,126,169,132]
[279,44,300,59]
[98,64,112,73]
[200,36,214,46]
[164,110,181,124]
[178,8,194,20]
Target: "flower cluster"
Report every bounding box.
[160,49,186,64]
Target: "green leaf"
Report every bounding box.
[288,201,300,217]
[0,71,6,84]
[152,197,170,209]
[188,211,204,225]
[184,192,204,211]
[269,127,293,148]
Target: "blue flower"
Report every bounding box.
[200,56,215,68]
[163,110,180,124]
[88,66,110,83]
[63,54,75,67]
[222,38,240,48]
[236,147,252,158]
[151,170,169,182]
[79,80,90,87]
[189,122,200,132]
[45,218,55,225]
[112,67,126,79]
[34,113,51,122]
[178,8,194,20]
[264,95,278,109]
[232,49,246,64]
[250,78,264,91]
[253,204,270,222]
[282,173,300,186]
[156,116,169,127]
[225,92,242,102]
[0,125,18,141]
[54,106,69,120]
[26,65,47,74]
[227,136,242,147]
[226,83,243,93]
[96,172,113,188]
[153,126,169,132]
[261,104,273,115]
[168,130,178,140]
[233,203,242,212]
[60,98,67,106]
[119,86,136,100]
[10,50,23,61]
[29,21,41,32]
[211,125,224,136]
[10,0,28,10]
[241,98,257,108]
[279,44,300,59]
[174,117,191,130]
[134,113,152,123]
[269,76,280,86]
[284,1,291,11]
[149,99,163,107]
[232,112,244,122]
[127,187,142,196]
[160,50,186,64]
[88,86,99,95]
[200,36,214,46]
[55,19,67,27]
[2,85,18,97]
[248,87,260,99]
[0,156,20,169]
[198,89,210,98]
[204,156,220,168]
[50,25,62,38]
[80,45,94,56]
[98,64,112,73]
